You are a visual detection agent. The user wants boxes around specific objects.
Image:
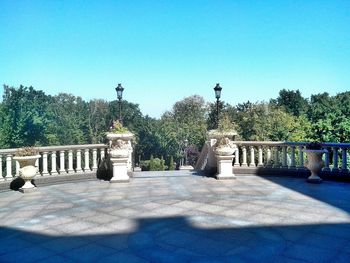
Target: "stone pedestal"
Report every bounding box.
[216,155,235,180]
[110,157,130,183]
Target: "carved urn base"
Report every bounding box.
[304,150,326,184]
[13,155,41,192]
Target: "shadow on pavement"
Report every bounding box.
[1,216,350,263]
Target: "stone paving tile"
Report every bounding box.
[96,251,150,263]
[61,243,117,262]
[282,243,338,263]
[0,244,54,263]
[1,172,350,262]
[41,236,91,253]
[36,255,76,263]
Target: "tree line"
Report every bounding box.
[1,85,349,166]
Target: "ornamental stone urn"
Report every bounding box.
[106,132,134,183]
[13,154,41,193]
[304,149,327,183]
[213,137,237,180]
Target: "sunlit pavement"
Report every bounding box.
[1,171,350,263]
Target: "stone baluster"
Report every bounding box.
[298,145,304,169]
[51,151,58,175]
[333,147,339,171]
[290,146,296,169]
[249,146,256,167]
[266,147,272,167]
[35,158,40,176]
[68,150,74,173]
[282,146,288,168]
[42,152,49,176]
[0,155,2,181]
[59,151,66,174]
[100,148,105,161]
[241,146,248,167]
[16,160,20,176]
[92,148,98,171]
[76,149,83,173]
[234,147,240,167]
[273,147,279,168]
[341,148,348,172]
[6,154,12,180]
[323,147,331,171]
[257,146,263,167]
[84,149,90,172]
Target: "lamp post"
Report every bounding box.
[214,83,222,128]
[115,84,124,123]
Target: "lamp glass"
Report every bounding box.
[115,84,124,100]
[214,84,222,99]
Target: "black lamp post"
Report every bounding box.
[214,83,222,128]
[115,83,124,123]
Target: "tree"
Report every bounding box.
[88,99,110,143]
[158,95,208,163]
[0,85,52,148]
[272,89,309,117]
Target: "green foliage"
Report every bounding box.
[272,89,309,117]
[15,147,39,156]
[158,95,207,163]
[218,113,237,133]
[1,85,349,159]
[141,155,167,171]
[168,156,175,170]
[109,120,129,134]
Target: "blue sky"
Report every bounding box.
[1,0,349,118]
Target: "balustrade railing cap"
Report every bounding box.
[207,129,237,139]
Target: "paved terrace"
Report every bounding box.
[1,171,350,263]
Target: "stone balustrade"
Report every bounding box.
[231,141,350,175]
[0,144,107,181]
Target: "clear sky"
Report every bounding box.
[1,0,349,118]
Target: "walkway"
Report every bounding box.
[1,171,350,262]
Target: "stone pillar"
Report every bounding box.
[333,147,339,171]
[266,147,272,167]
[42,152,49,176]
[234,147,240,167]
[290,146,296,169]
[6,155,12,180]
[0,155,2,181]
[341,148,348,172]
[216,155,235,180]
[273,147,279,168]
[92,148,98,171]
[51,152,58,175]
[323,148,331,172]
[282,146,288,168]
[100,149,105,161]
[68,150,74,173]
[241,146,248,167]
[257,146,263,167]
[16,160,20,176]
[76,149,83,173]
[84,149,90,172]
[59,151,66,174]
[298,145,304,169]
[51,151,58,175]
[249,146,256,167]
